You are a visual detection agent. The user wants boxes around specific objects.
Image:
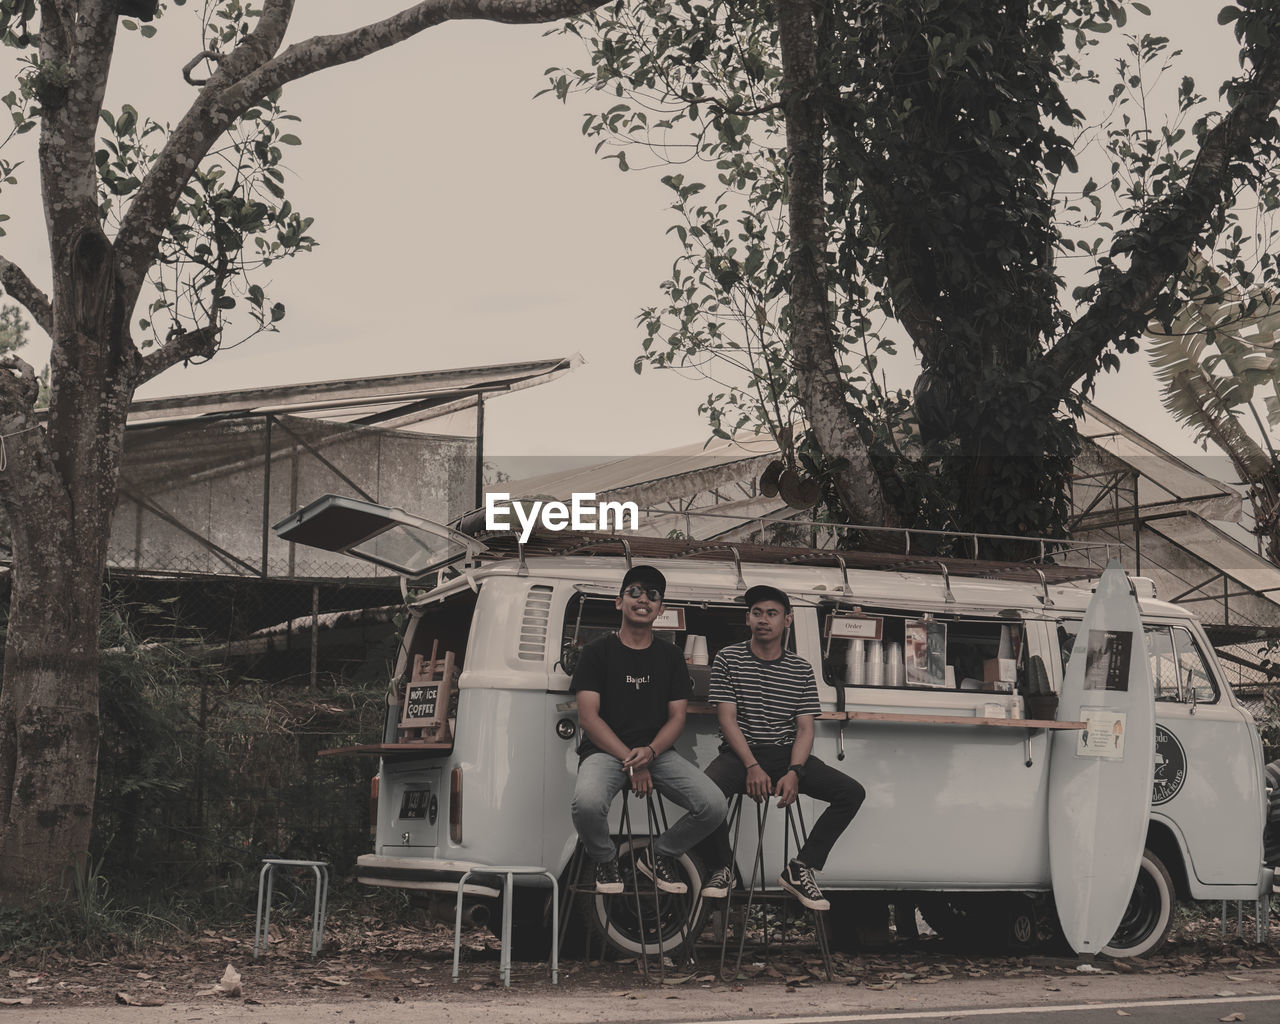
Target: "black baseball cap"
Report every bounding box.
[621,564,666,598]
[743,584,791,611]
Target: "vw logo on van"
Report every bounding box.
[1152,725,1186,806]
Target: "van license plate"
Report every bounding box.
[399,788,431,819]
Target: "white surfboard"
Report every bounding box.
[1047,560,1156,955]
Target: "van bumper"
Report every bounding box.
[356,854,543,897]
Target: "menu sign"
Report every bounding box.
[826,612,883,640]
[403,682,440,723]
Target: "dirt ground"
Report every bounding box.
[3,906,1279,1020]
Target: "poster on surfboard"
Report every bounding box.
[1047,560,1156,956]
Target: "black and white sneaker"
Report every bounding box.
[779,858,830,911]
[636,848,688,894]
[701,866,734,900]
[594,857,624,894]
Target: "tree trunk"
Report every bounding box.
[777,0,896,530]
[0,558,104,899]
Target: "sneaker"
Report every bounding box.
[779,858,830,911]
[701,865,734,900]
[636,848,688,894]
[594,857,624,894]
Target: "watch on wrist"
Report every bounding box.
[788,762,806,780]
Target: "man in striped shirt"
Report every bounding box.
[696,584,865,911]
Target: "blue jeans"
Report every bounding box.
[571,751,727,864]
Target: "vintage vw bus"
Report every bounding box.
[276,496,1271,959]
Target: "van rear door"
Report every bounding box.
[273,494,486,578]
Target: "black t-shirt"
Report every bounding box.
[571,632,691,759]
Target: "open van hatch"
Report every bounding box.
[273,494,486,578]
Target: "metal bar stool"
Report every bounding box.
[718,794,833,982]
[253,858,330,958]
[557,787,696,980]
[451,866,559,988]
[1221,865,1276,945]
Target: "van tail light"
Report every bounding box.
[449,766,463,844]
[369,776,379,837]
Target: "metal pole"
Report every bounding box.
[261,414,273,577]
[310,584,320,689]
[475,395,485,510]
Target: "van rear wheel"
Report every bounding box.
[1102,849,1175,958]
[580,837,707,959]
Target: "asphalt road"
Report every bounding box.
[9,964,1280,1024]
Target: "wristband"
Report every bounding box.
[744,762,759,770]
[647,744,657,759]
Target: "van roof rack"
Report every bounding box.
[476,525,1101,587]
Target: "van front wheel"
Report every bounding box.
[1101,850,1175,958]
[581,837,707,959]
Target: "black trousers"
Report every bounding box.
[695,744,865,871]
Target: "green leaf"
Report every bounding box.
[279,134,301,146]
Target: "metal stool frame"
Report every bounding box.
[1221,865,1276,945]
[557,787,698,980]
[451,866,559,988]
[253,858,330,959]
[718,794,834,982]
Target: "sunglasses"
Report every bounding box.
[623,585,663,602]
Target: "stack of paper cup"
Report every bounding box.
[885,642,904,687]
[845,639,865,687]
[865,639,884,686]
[683,635,697,663]
[690,636,709,666]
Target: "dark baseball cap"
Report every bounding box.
[621,564,666,598]
[743,584,791,611]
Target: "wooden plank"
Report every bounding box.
[845,710,1086,730]
[318,742,453,758]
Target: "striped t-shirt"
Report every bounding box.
[708,641,821,747]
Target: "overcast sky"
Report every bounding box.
[0,3,1251,464]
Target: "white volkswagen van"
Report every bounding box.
[276,496,1271,959]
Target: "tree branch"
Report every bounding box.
[138,325,220,384]
[1045,40,1280,388]
[0,353,39,411]
[114,0,612,305]
[0,256,52,335]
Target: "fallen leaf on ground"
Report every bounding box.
[1076,964,1102,974]
[318,976,349,987]
[1219,1013,1245,1022]
[211,964,241,998]
[0,998,33,1007]
[115,992,165,1007]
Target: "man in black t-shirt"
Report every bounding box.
[571,565,727,894]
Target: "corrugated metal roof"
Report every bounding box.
[1077,403,1241,516]
[490,434,777,501]
[125,355,582,428]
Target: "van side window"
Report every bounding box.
[1062,621,1217,705]
[558,593,762,699]
[1173,626,1219,704]
[821,605,1023,691]
[1144,626,1183,702]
